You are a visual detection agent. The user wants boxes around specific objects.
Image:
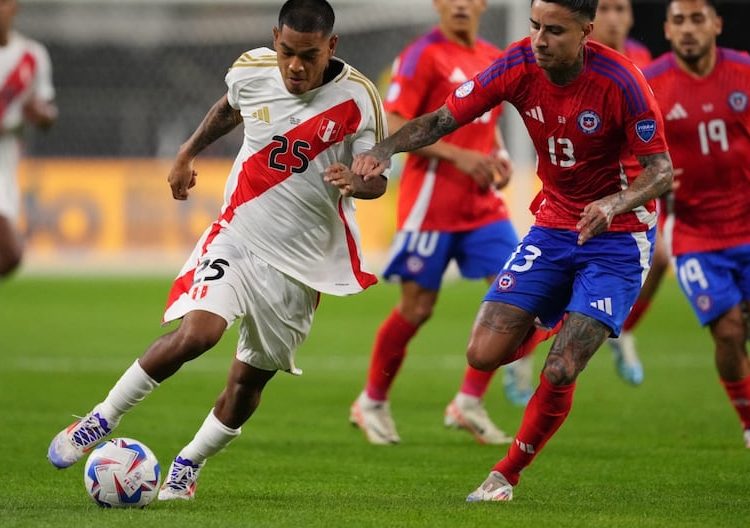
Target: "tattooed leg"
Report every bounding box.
[543,312,610,385]
[466,301,536,371]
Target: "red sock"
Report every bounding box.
[459,366,496,398]
[500,320,563,366]
[622,299,651,332]
[720,374,750,430]
[493,374,576,485]
[365,309,418,401]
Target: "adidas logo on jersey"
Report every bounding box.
[525,106,545,123]
[590,297,613,316]
[449,67,468,83]
[251,106,270,123]
[665,103,687,121]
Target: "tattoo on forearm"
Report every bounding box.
[187,97,242,157]
[374,106,459,159]
[544,313,609,384]
[634,152,673,200]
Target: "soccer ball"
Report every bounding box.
[83,437,161,508]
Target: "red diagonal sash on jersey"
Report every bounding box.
[164,98,369,313]
[228,98,362,220]
[0,51,37,121]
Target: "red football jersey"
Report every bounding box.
[645,48,750,255]
[620,39,654,185]
[447,38,668,232]
[624,38,653,70]
[384,28,508,232]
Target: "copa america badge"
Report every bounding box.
[455,80,475,98]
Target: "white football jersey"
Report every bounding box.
[205,48,387,295]
[0,31,54,222]
[0,31,54,133]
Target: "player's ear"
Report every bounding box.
[714,15,723,37]
[582,21,594,43]
[272,26,281,48]
[328,34,338,57]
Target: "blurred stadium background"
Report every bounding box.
[16,0,748,274]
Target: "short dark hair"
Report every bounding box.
[278,0,335,36]
[531,0,598,21]
[665,0,720,13]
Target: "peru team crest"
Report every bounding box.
[635,119,657,143]
[318,118,342,143]
[576,110,601,135]
[728,91,748,112]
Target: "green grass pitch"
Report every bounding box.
[1,275,748,527]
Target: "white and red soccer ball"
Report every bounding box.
[83,438,160,508]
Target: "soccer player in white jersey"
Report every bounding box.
[0,0,57,278]
[47,0,387,501]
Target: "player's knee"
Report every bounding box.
[173,324,223,358]
[0,243,23,277]
[400,303,433,326]
[466,341,499,371]
[542,357,576,385]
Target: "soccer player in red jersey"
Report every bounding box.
[644,0,750,449]
[353,0,673,500]
[591,0,669,386]
[349,0,533,447]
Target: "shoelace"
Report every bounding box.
[70,413,110,448]
[167,463,197,491]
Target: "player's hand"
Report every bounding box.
[453,149,499,191]
[352,151,390,181]
[491,149,513,190]
[23,97,57,129]
[576,196,617,245]
[168,157,197,200]
[324,162,356,196]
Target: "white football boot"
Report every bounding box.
[743,429,750,449]
[444,394,512,445]
[609,331,644,386]
[47,407,115,468]
[158,456,204,501]
[503,356,534,406]
[349,392,400,445]
[466,471,514,502]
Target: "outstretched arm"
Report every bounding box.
[168,94,242,200]
[352,105,460,180]
[576,152,673,245]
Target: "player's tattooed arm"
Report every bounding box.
[179,94,242,159]
[352,105,460,180]
[576,152,673,245]
[168,94,242,200]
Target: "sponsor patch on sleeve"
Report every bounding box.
[635,119,656,142]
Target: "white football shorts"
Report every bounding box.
[0,137,21,222]
[164,232,318,375]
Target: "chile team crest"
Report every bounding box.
[318,118,342,143]
[728,90,748,112]
[496,271,516,291]
[576,110,601,135]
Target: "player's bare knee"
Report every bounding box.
[173,325,222,358]
[542,355,576,385]
[466,342,499,371]
[0,251,21,277]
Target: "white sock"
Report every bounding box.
[177,409,241,465]
[97,359,160,426]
